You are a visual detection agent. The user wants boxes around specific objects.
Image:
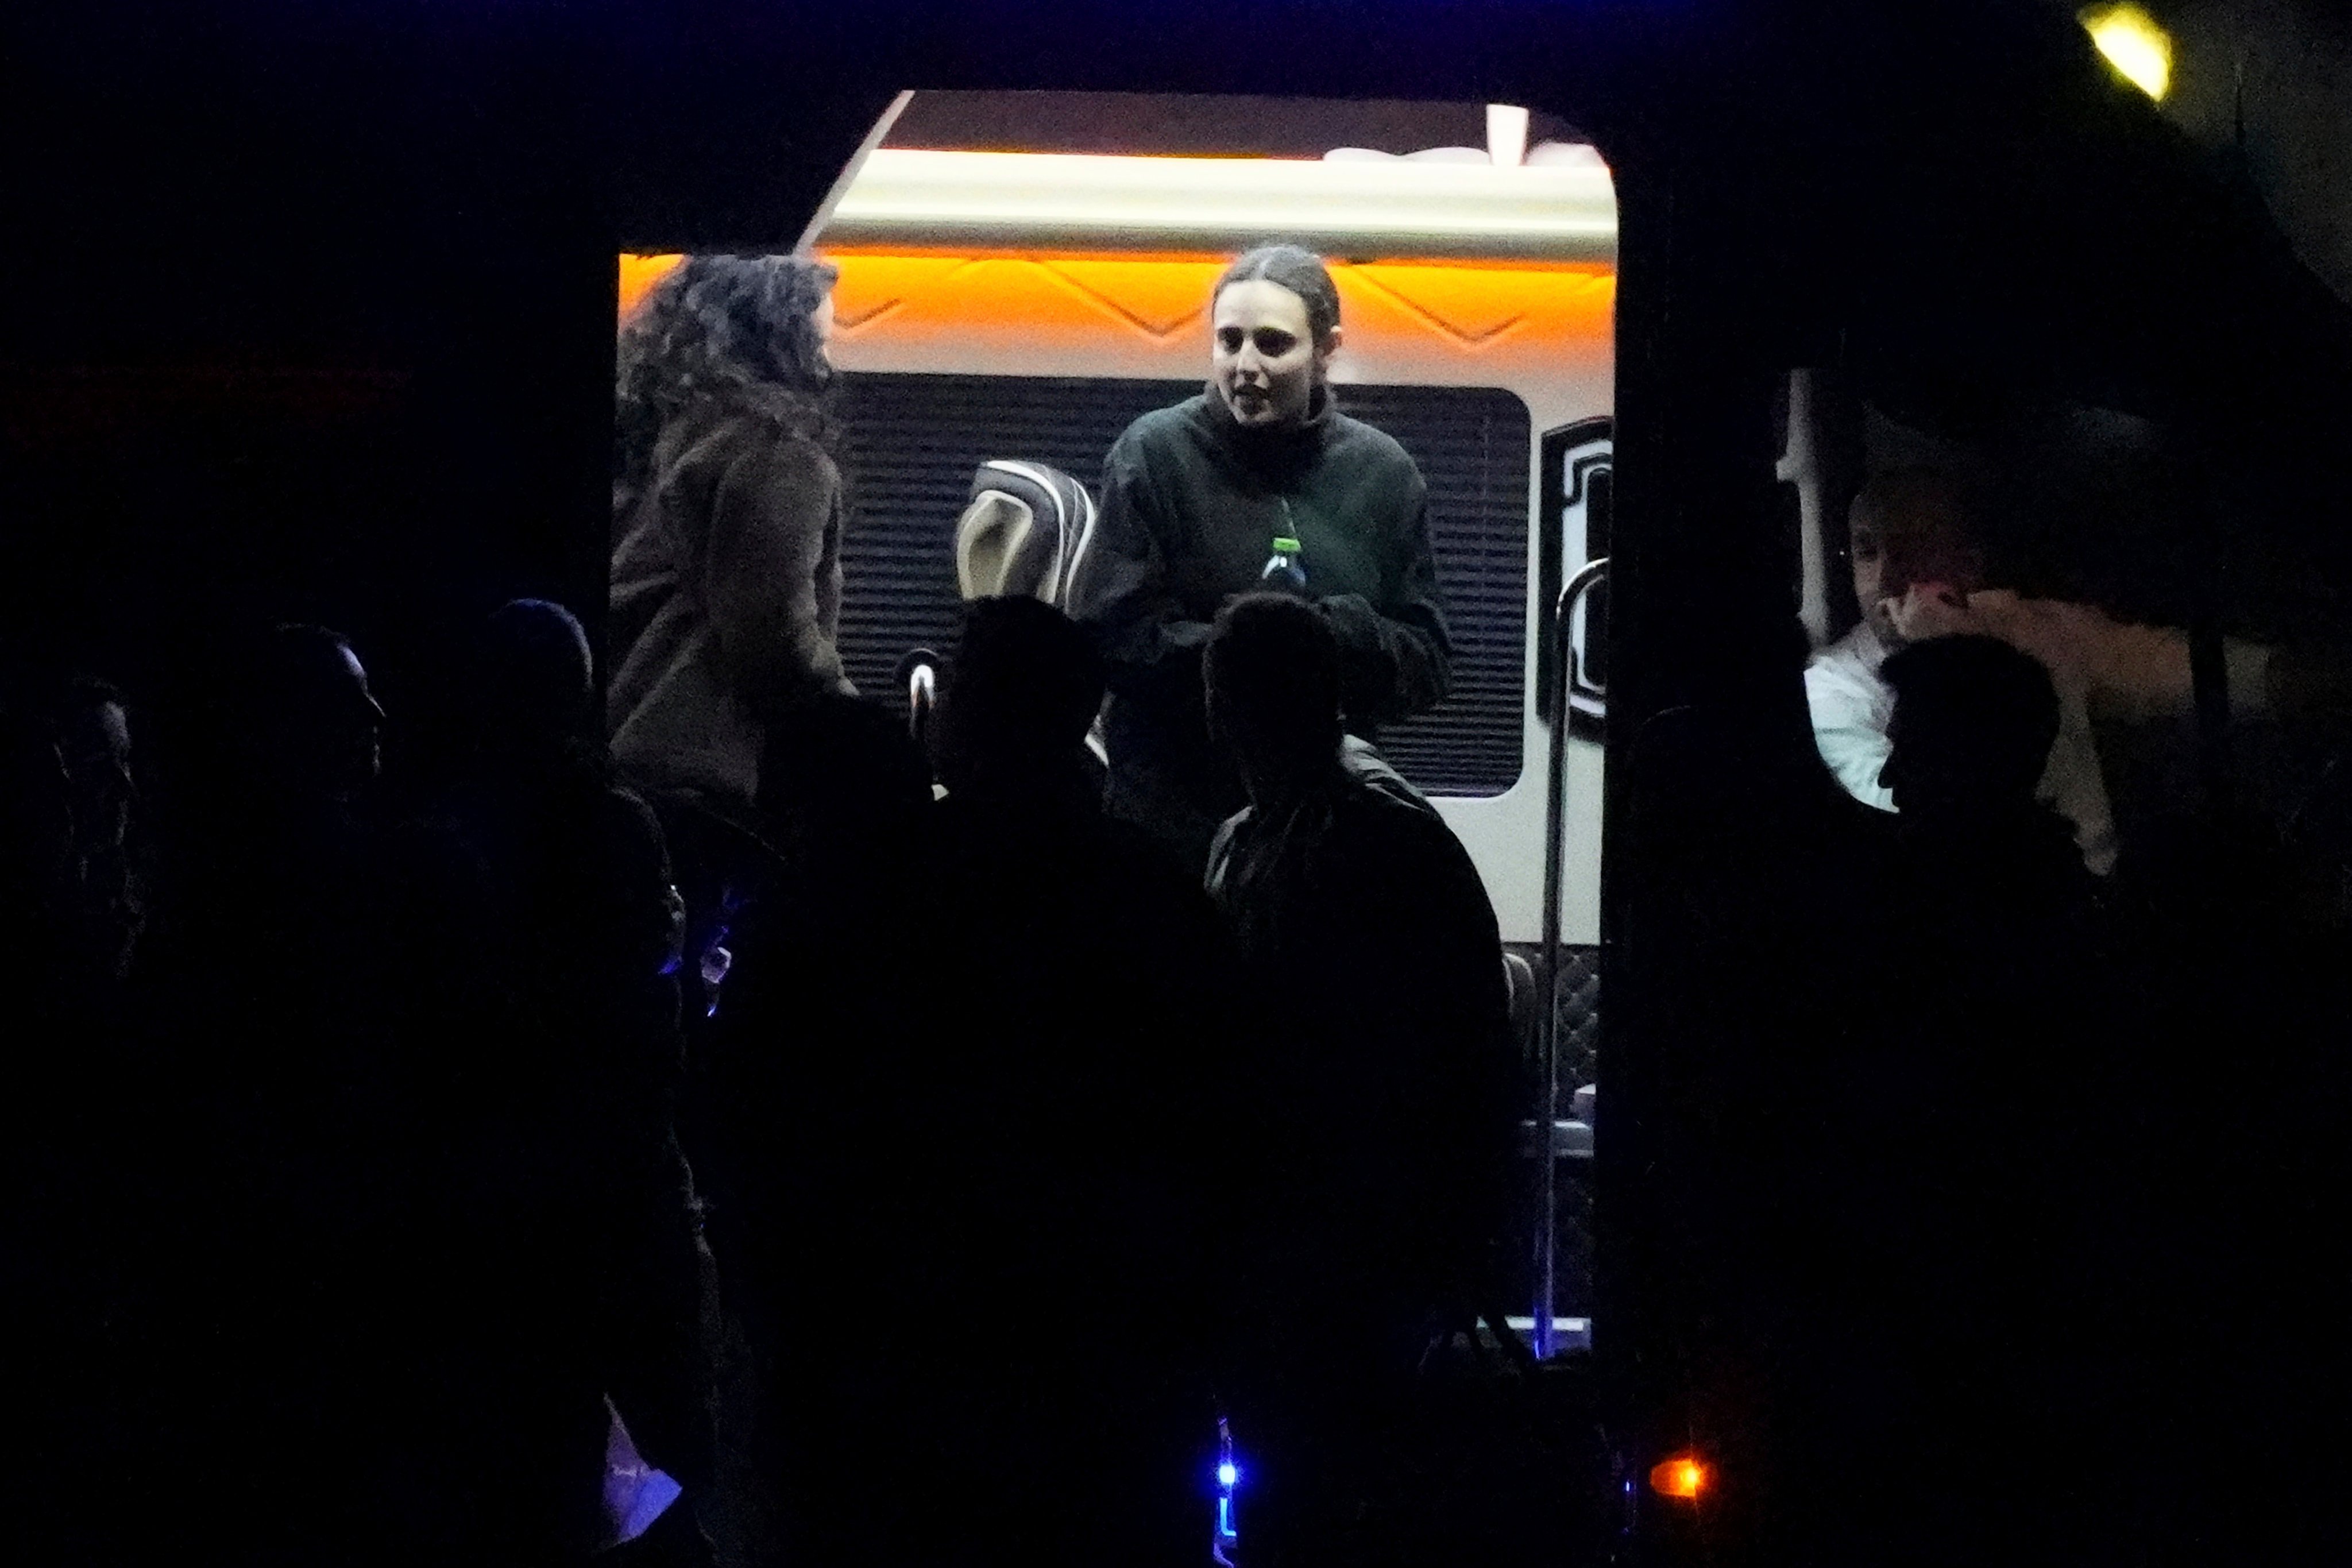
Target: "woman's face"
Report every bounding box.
[1212,280,1337,428]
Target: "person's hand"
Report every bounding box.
[1883,581,1982,643]
[1961,589,2105,703]
[1961,588,2060,658]
[1967,590,2202,714]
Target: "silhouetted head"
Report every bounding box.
[1205,593,1343,802]
[1211,245,1344,430]
[1849,469,1989,646]
[1880,635,2058,818]
[45,675,143,971]
[38,675,136,864]
[249,625,385,802]
[480,598,594,744]
[936,597,1104,796]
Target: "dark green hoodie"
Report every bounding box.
[1068,388,1452,837]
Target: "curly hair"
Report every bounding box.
[615,254,840,512]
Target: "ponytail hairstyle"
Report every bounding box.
[1212,245,1342,347]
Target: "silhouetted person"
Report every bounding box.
[456,600,688,1077]
[1876,633,2104,1023]
[0,688,116,1558]
[713,600,1235,1568]
[437,598,712,1557]
[1839,634,2129,1565]
[665,690,938,1568]
[153,622,393,1053]
[117,623,424,1564]
[172,624,397,1038]
[32,673,145,986]
[934,595,1110,816]
[256,621,387,798]
[0,673,159,1557]
[198,623,396,1059]
[109,612,705,1565]
[892,596,1235,1567]
[1200,593,1514,1568]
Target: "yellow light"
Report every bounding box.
[2081,3,2172,102]
[1649,1455,1709,1500]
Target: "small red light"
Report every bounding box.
[1648,1455,1708,1500]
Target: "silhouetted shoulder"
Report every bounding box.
[1334,778,1474,878]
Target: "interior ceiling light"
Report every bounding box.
[2080,3,2172,102]
[821,149,1616,263]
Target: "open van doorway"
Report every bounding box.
[620,92,1615,938]
[617,84,1620,1338]
[611,87,1619,1566]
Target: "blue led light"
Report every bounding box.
[1212,1413,1242,1566]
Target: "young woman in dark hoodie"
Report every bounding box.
[1067,244,1453,871]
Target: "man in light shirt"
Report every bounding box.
[1805,469,2273,876]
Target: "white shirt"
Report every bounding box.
[1803,623,1899,813]
[1803,621,2120,875]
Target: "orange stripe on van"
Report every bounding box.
[620,251,1615,360]
[618,253,686,321]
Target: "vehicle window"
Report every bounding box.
[1783,368,2352,865]
[615,88,1619,938]
[831,373,1531,795]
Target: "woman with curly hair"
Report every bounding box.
[608,254,862,1566]
[609,254,855,809]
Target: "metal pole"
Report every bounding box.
[1536,557,1609,1360]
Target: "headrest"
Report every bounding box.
[955,460,1099,607]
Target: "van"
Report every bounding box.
[22,3,2352,1558]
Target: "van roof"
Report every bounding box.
[883,90,1588,161]
[818,147,1617,262]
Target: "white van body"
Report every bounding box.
[791,143,1617,943]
